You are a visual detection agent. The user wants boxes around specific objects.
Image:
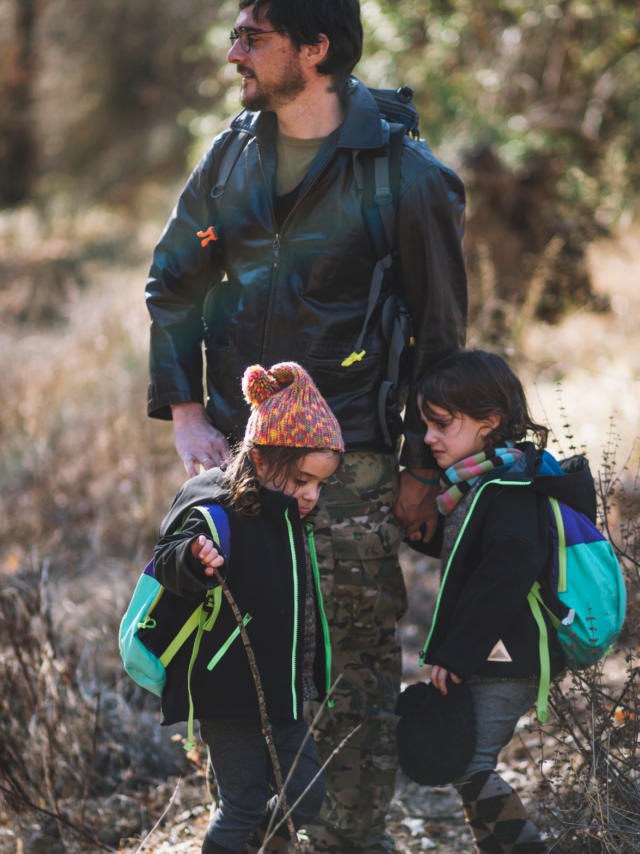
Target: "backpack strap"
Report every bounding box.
[192,503,232,557]
[527,582,552,723]
[210,132,250,199]
[342,122,413,446]
[341,121,405,370]
[182,502,231,749]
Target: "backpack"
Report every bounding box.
[211,82,421,447]
[119,503,231,747]
[527,495,626,722]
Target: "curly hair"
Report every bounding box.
[417,349,548,451]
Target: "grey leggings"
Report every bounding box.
[452,676,538,785]
[199,716,325,852]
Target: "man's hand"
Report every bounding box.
[171,402,230,478]
[430,664,462,696]
[393,468,440,542]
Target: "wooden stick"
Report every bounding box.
[211,567,301,852]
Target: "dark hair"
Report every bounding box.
[223,441,341,515]
[417,349,548,451]
[239,0,362,90]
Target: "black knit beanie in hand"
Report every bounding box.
[395,679,476,786]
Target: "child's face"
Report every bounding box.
[253,450,340,517]
[420,401,499,470]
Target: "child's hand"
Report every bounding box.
[430,665,462,696]
[191,535,225,576]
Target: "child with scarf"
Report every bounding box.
[410,349,594,854]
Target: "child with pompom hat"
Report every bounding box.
[152,362,343,854]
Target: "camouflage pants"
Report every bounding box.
[303,452,407,854]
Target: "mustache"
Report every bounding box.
[237,65,255,77]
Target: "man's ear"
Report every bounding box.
[303,33,330,69]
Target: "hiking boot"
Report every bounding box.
[201,834,242,854]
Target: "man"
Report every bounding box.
[146,1,467,852]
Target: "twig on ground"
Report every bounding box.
[133,778,182,854]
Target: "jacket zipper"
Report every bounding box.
[257,139,336,361]
[257,144,280,359]
[285,506,300,719]
[306,523,333,705]
[419,477,532,665]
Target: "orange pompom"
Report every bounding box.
[242,364,280,406]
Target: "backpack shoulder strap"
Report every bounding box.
[341,122,405,368]
[181,502,231,750]
[210,132,250,199]
[190,503,232,558]
[362,120,404,265]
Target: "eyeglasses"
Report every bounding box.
[229,26,277,53]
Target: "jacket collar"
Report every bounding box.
[257,485,301,524]
[478,443,598,522]
[229,77,386,151]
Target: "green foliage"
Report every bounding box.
[366,0,640,230]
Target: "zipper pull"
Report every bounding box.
[273,233,280,270]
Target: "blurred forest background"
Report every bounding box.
[1,0,640,852]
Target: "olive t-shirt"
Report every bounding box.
[276,131,326,195]
[274,131,326,227]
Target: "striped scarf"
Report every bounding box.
[437,446,524,516]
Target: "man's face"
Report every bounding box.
[227,5,307,111]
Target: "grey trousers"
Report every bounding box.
[199,716,325,852]
[452,676,538,784]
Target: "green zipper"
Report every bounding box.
[285,507,300,719]
[307,523,333,707]
[419,477,532,665]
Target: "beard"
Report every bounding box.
[239,54,306,111]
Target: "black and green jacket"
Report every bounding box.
[415,446,597,681]
[152,468,331,725]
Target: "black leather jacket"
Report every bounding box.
[146,79,467,467]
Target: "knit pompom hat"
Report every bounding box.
[242,361,344,452]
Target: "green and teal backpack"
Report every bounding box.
[119,503,231,747]
[528,496,626,721]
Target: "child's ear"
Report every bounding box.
[486,413,501,430]
[480,413,501,438]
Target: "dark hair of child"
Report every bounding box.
[417,349,548,451]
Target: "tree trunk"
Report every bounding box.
[0,0,38,206]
